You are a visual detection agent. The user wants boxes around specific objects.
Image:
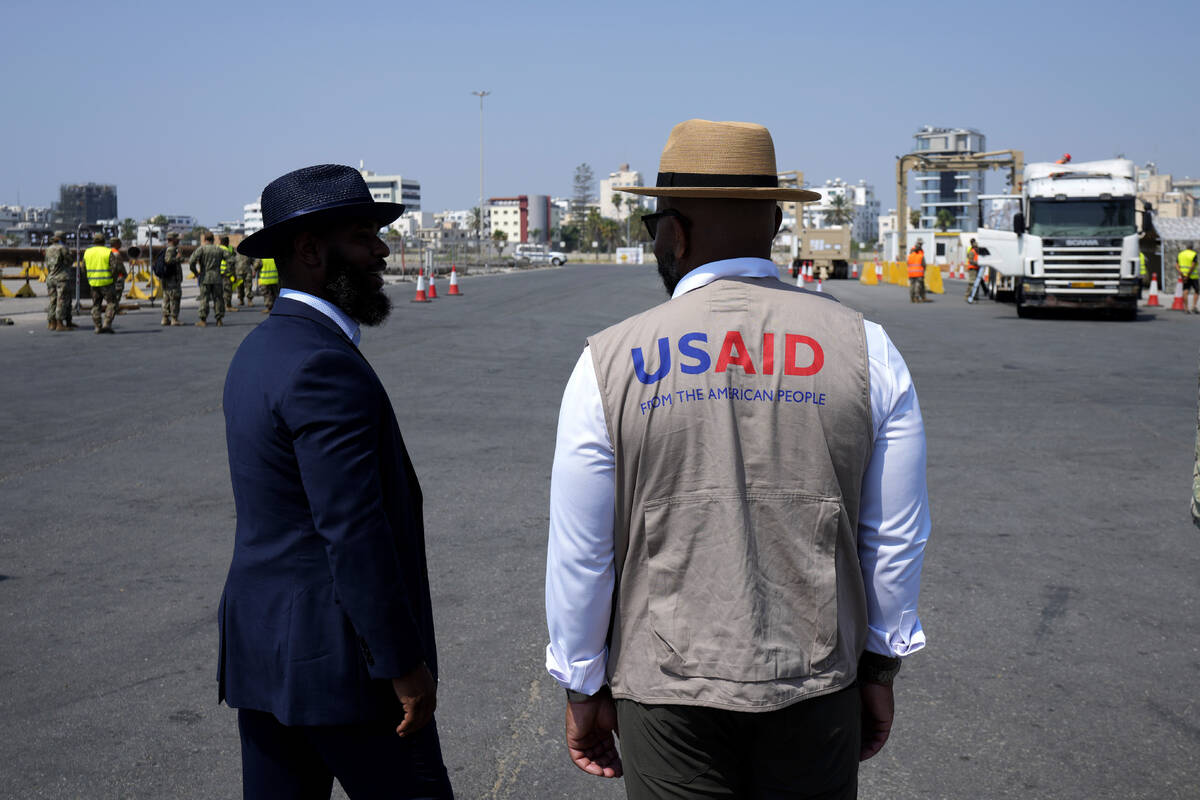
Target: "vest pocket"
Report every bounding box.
[644,490,840,682]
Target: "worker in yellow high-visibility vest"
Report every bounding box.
[1180,244,1199,314]
[83,232,119,333]
[258,257,279,312]
[219,235,237,311]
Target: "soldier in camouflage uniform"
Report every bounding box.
[218,235,238,311]
[44,231,77,331]
[110,238,128,312]
[234,251,259,307]
[160,232,185,326]
[189,232,226,326]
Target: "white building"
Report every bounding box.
[486,195,553,244]
[877,210,897,248]
[801,179,880,244]
[243,200,263,236]
[911,125,986,232]
[599,164,645,220]
[392,211,435,238]
[359,164,421,226]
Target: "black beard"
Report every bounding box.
[324,257,391,326]
[657,250,680,295]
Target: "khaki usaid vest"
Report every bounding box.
[588,276,873,710]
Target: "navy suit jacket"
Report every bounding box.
[219,297,437,726]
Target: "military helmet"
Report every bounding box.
[92,232,106,244]
[109,237,121,247]
[167,232,179,241]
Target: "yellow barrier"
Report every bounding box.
[866,262,945,294]
[926,267,944,294]
[127,275,162,301]
[20,264,47,281]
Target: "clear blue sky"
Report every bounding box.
[3,0,1195,224]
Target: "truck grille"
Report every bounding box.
[1041,245,1123,292]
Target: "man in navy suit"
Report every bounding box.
[220,165,453,799]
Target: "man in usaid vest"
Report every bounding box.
[545,119,931,798]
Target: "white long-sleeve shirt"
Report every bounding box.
[545,257,931,695]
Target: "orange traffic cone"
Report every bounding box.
[426,268,438,299]
[1146,273,1160,307]
[795,266,804,287]
[816,275,823,293]
[448,264,462,296]
[1171,276,1185,310]
[875,261,883,284]
[411,269,431,303]
[851,261,858,279]
[805,263,813,283]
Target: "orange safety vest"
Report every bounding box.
[967,247,979,268]
[907,250,925,278]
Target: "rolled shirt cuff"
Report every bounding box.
[545,643,609,696]
[864,613,926,658]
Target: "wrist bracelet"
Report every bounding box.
[858,651,902,685]
[565,688,597,703]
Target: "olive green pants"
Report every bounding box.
[615,685,859,800]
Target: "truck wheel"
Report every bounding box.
[551,258,562,266]
[1015,286,1033,318]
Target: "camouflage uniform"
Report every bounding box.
[189,243,226,324]
[160,242,184,325]
[234,253,259,306]
[220,244,237,309]
[44,241,75,328]
[110,248,128,312]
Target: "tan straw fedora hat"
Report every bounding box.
[617,119,821,202]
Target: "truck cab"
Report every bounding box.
[975,159,1141,319]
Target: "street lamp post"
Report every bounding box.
[471,90,490,265]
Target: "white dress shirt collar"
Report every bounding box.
[671,257,779,299]
[279,288,362,346]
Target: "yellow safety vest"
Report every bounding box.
[1179,249,1198,278]
[259,258,279,285]
[220,245,233,276]
[84,245,113,287]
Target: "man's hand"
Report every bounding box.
[565,688,622,778]
[392,662,437,738]
[859,681,895,761]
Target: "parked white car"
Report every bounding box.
[513,244,568,266]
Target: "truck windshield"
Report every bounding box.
[1028,198,1135,238]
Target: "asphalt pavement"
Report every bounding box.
[1,266,1198,799]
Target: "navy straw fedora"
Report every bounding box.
[238,164,405,258]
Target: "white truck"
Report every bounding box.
[974,158,1141,319]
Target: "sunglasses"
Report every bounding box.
[642,209,690,239]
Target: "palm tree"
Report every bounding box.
[935,209,956,232]
[827,195,854,227]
